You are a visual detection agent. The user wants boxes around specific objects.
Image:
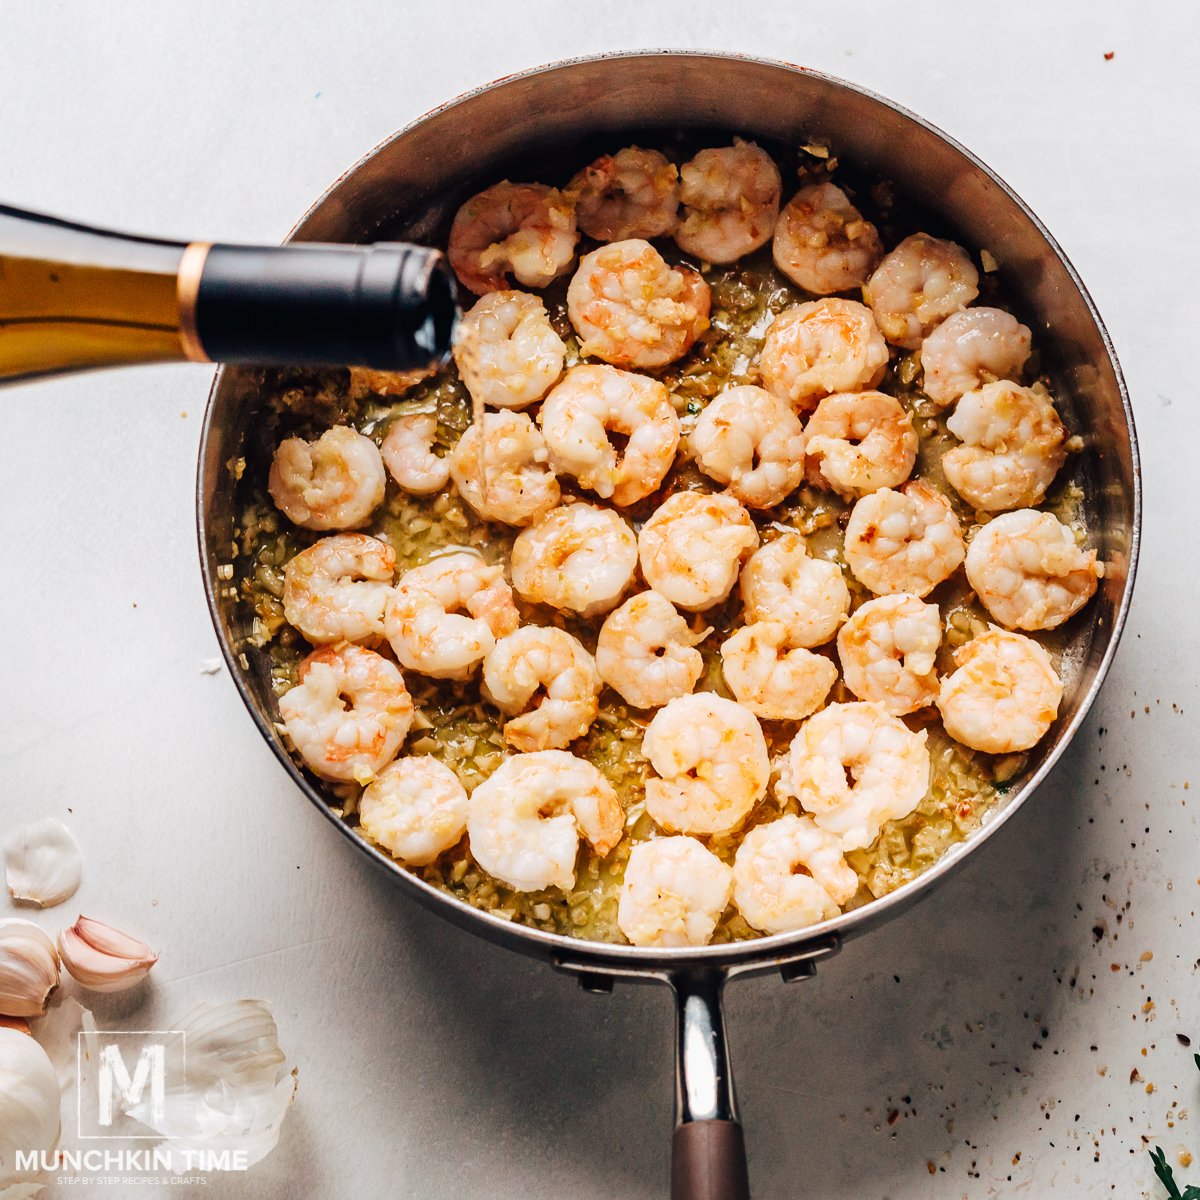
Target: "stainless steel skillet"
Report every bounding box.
[198,51,1141,1199]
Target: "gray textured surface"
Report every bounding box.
[0,3,1196,1197]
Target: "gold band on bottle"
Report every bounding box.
[177,241,212,362]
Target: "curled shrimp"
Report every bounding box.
[689,385,807,509]
[772,182,883,295]
[740,533,850,649]
[617,836,733,948]
[720,621,838,721]
[965,509,1100,631]
[268,426,386,531]
[779,701,930,851]
[481,626,602,751]
[467,750,623,892]
[358,756,468,866]
[864,233,979,349]
[732,815,858,934]
[638,491,759,612]
[452,290,566,410]
[642,693,769,836]
[510,502,638,617]
[282,533,396,645]
[538,364,681,506]
[566,238,711,369]
[937,626,1063,753]
[381,414,450,496]
[448,181,578,296]
[449,410,560,527]
[836,593,941,715]
[280,645,413,784]
[595,590,707,711]
[920,307,1032,409]
[673,139,781,263]
[384,552,519,680]
[758,299,889,412]
[569,146,679,242]
[943,381,1068,512]
[804,390,918,499]
[844,482,966,597]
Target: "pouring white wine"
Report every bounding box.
[0,204,457,384]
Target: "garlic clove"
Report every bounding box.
[0,919,60,1019]
[0,1026,61,1193]
[124,999,297,1167]
[4,819,82,908]
[57,916,157,994]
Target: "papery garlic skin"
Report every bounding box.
[125,1000,297,1167]
[57,917,157,994]
[0,1027,60,1194]
[4,819,82,908]
[0,920,60,1019]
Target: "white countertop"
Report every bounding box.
[1,3,1196,1197]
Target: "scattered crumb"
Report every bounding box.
[200,658,223,675]
[1104,50,1115,60]
[980,249,999,273]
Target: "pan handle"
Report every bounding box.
[669,969,750,1200]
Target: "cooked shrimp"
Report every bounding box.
[381,414,450,495]
[864,233,979,349]
[844,482,966,597]
[673,139,781,263]
[772,182,883,295]
[779,701,930,851]
[732,815,858,934]
[510,503,638,617]
[720,621,838,721]
[570,146,679,242]
[481,626,601,751]
[467,750,623,892]
[282,533,396,645]
[739,533,850,649]
[448,411,560,527]
[538,364,680,506]
[937,626,1063,753]
[943,381,1068,512]
[758,299,889,412]
[280,645,413,784]
[804,390,918,499]
[920,307,1032,408]
[452,290,566,410]
[836,593,941,715]
[566,238,711,369]
[689,385,806,509]
[358,756,468,865]
[595,590,707,710]
[965,509,1100,631]
[384,552,519,680]
[447,181,578,296]
[617,836,733,948]
[268,426,386,531]
[638,491,759,612]
[642,693,769,836]
[348,364,436,398]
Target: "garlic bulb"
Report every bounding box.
[0,1027,60,1195]
[4,819,82,908]
[57,917,157,993]
[0,920,60,1018]
[125,999,297,1166]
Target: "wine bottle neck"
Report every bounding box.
[0,205,457,385]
